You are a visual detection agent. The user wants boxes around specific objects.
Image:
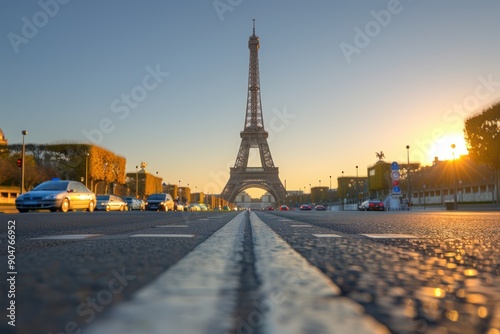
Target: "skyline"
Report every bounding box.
[2,1,500,197]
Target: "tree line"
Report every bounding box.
[0,143,125,192]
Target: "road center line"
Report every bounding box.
[249,212,390,334]
[130,234,194,238]
[312,234,342,238]
[84,212,246,334]
[154,225,189,228]
[362,234,418,239]
[31,234,103,240]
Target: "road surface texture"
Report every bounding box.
[1,209,498,334]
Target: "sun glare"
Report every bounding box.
[429,133,469,162]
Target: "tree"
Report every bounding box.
[464,101,500,203]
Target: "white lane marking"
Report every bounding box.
[290,224,312,228]
[85,212,246,334]
[155,225,189,228]
[31,234,102,240]
[362,234,417,239]
[130,234,194,238]
[312,234,342,238]
[278,219,292,222]
[250,212,390,334]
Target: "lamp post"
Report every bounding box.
[156,172,159,193]
[85,153,89,189]
[406,145,411,209]
[356,165,359,204]
[423,184,426,210]
[451,144,457,210]
[135,166,139,197]
[329,175,332,207]
[341,171,344,211]
[21,130,28,194]
[178,180,181,203]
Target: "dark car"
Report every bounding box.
[315,205,326,211]
[358,199,385,211]
[95,195,127,211]
[300,204,312,211]
[123,197,145,211]
[146,193,174,211]
[15,180,96,213]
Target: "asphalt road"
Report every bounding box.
[0,209,499,334]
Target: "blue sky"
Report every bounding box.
[2,1,500,197]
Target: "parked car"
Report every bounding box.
[146,193,174,211]
[95,195,127,211]
[187,203,201,211]
[315,205,326,211]
[122,197,145,211]
[174,201,184,211]
[300,204,312,211]
[358,199,385,211]
[279,205,289,211]
[15,180,96,213]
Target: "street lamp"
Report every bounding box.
[356,165,359,204]
[178,180,182,203]
[85,153,89,189]
[341,171,344,211]
[21,130,28,194]
[156,172,159,193]
[451,144,457,209]
[135,166,139,197]
[423,184,426,210]
[406,145,411,209]
[329,176,332,207]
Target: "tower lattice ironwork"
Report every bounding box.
[221,21,286,203]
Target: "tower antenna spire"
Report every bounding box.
[252,19,255,35]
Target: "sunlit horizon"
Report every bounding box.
[2,2,499,200]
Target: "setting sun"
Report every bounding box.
[429,133,469,162]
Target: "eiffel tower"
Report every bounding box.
[221,21,286,203]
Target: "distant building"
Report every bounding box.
[410,155,497,205]
[125,169,162,199]
[235,191,252,203]
[191,192,205,204]
[310,186,329,204]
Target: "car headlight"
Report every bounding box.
[43,194,58,200]
[160,202,165,206]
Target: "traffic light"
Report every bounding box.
[17,158,22,168]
